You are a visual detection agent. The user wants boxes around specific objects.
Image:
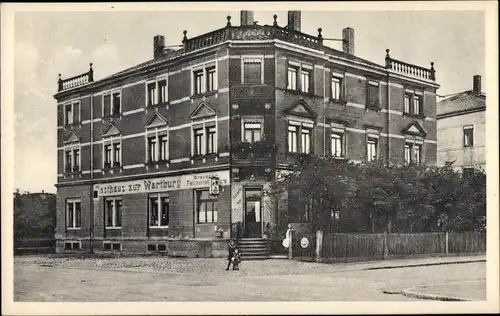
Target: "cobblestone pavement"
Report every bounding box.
[13,255,486,302]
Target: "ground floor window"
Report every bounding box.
[149,193,169,227]
[66,199,81,228]
[196,190,217,223]
[105,197,122,228]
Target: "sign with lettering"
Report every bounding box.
[93,170,230,197]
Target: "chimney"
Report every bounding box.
[153,35,165,59]
[342,27,355,55]
[241,11,254,26]
[287,11,301,32]
[473,75,481,95]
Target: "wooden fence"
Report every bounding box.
[321,231,485,261]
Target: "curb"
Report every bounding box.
[363,259,485,271]
[400,288,470,301]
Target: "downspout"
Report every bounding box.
[386,74,390,164]
[323,62,327,156]
[89,93,94,254]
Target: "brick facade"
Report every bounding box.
[55,11,439,255]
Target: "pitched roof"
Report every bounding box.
[437,90,486,117]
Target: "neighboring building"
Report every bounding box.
[54,11,439,256]
[437,75,486,172]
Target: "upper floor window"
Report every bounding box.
[103,90,121,117]
[404,89,424,116]
[243,121,263,143]
[288,120,313,154]
[192,64,217,96]
[103,140,121,169]
[405,142,422,165]
[331,133,343,157]
[287,62,313,94]
[63,101,80,126]
[367,81,380,109]
[331,76,344,101]
[147,77,168,107]
[64,148,81,173]
[242,57,263,84]
[146,130,168,163]
[66,198,81,229]
[149,193,169,227]
[206,66,216,92]
[193,127,204,156]
[189,102,218,157]
[206,126,216,154]
[367,138,378,162]
[463,125,474,147]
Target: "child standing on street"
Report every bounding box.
[231,248,242,271]
[225,239,236,271]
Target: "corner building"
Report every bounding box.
[54,11,439,257]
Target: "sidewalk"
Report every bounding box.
[401,279,486,301]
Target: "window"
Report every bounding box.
[147,136,157,162]
[243,60,262,84]
[103,91,121,117]
[158,79,167,104]
[332,77,342,101]
[288,121,313,154]
[367,81,379,109]
[331,133,343,157]
[105,197,122,228]
[149,193,169,227]
[414,144,421,164]
[66,199,81,229]
[104,144,112,168]
[159,135,168,161]
[103,138,121,169]
[243,122,262,143]
[63,102,79,125]
[196,190,218,223]
[113,143,121,167]
[300,69,311,93]
[193,128,204,156]
[206,67,216,92]
[206,126,216,154]
[287,66,298,90]
[413,95,422,115]
[367,138,378,161]
[64,147,80,173]
[147,82,157,106]
[193,70,204,95]
[463,125,474,147]
[404,143,412,165]
[404,94,411,114]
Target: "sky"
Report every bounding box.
[11,6,486,194]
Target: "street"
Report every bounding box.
[13,255,486,301]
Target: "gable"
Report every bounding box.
[190,101,216,120]
[402,121,427,137]
[283,99,317,119]
[101,122,121,138]
[145,112,168,129]
[63,131,80,144]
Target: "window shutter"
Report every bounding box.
[243,62,261,84]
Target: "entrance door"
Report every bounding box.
[244,188,262,238]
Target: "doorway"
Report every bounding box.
[244,187,262,238]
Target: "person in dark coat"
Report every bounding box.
[231,248,242,271]
[225,239,236,271]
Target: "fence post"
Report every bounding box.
[445,231,449,255]
[383,233,389,260]
[315,230,323,262]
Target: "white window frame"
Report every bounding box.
[190,116,218,157]
[331,72,344,101]
[149,193,169,228]
[66,198,82,229]
[463,125,474,147]
[367,80,380,109]
[366,130,380,162]
[241,116,264,143]
[102,88,122,117]
[102,135,122,169]
[63,99,81,126]
[287,61,314,93]
[145,126,169,163]
[404,137,424,165]
[191,62,217,96]
[331,123,346,158]
[63,141,81,174]
[146,76,168,107]
[241,56,264,85]
[288,119,314,154]
[105,196,122,228]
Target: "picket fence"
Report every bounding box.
[319,231,486,261]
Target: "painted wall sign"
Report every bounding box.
[93,170,230,197]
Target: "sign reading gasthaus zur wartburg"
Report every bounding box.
[93,170,230,197]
